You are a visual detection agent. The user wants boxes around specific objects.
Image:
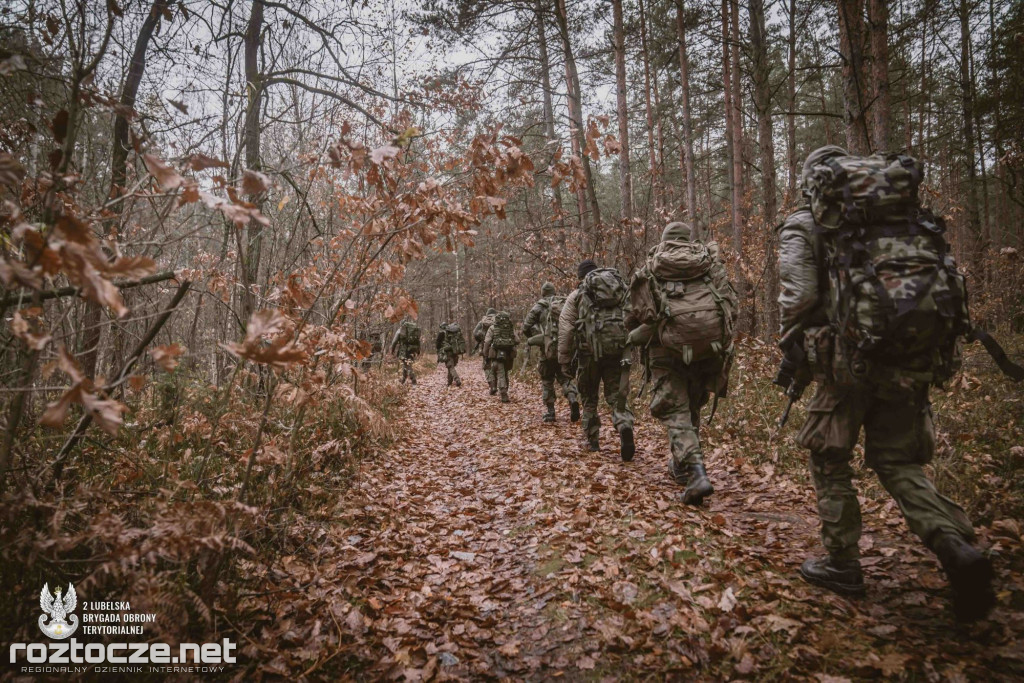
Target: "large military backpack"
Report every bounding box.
[804,152,969,381]
[475,313,496,342]
[490,311,516,350]
[445,323,467,355]
[399,321,421,354]
[576,268,628,360]
[633,240,733,364]
[538,295,566,360]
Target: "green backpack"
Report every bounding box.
[538,295,566,361]
[804,153,969,381]
[399,321,421,353]
[576,267,628,360]
[637,240,733,364]
[490,311,516,350]
[445,323,467,355]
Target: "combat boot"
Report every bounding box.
[455,378,462,387]
[931,533,995,622]
[543,405,556,423]
[570,401,580,423]
[799,556,865,596]
[680,464,713,505]
[500,391,510,403]
[619,427,635,462]
[489,386,497,396]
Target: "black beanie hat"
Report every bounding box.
[577,259,597,280]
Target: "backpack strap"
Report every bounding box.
[968,327,1024,382]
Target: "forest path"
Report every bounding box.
[306,361,1024,680]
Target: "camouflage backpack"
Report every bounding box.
[632,240,733,364]
[537,296,566,360]
[576,268,628,360]
[475,313,496,342]
[804,153,969,382]
[399,321,421,354]
[490,311,516,350]
[445,323,467,355]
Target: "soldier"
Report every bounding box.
[522,282,580,423]
[627,222,737,505]
[389,318,421,385]
[558,259,635,460]
[777,145,994,621]
[483,310,517,402]
[473,308,498,395]
[436,322,465,387]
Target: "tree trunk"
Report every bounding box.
[722,0,734,208]
[83,0,169,378]
[536,0,567,249]
[786,0,798,200]
[638,0,660,214]
[554,0,601,251]
[675,1,697,228]
[867,0,891,151]
[241,0,265,327]
[728,0,751,334]
[612,0,632,224]
[837,0,870,154]
[957,0,984,273]
[750,0,778,334]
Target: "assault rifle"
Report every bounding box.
[774,332,811,429]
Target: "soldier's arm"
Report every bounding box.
[778,210,822,347]
[522,302,543,337]
[557,290,580,366]
[389,329,400,354]
[483,327,494,357]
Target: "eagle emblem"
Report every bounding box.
[39,583,78,639]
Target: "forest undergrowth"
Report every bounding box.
[2,337,1022,680]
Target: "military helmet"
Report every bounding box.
[541,282,555,297]
[801,145,848,189]
[661,221,693,243]
[486,307,496,315]
[577,259,597,280]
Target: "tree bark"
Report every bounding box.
[786,0,798,200]
[638,0,660,214]
[957,0,984,272]
[554,0,601,251]
[722,0,735,208]
[837,0,871,154]
[535,0,567,249]
[750,0,778,333]
[867,0,891,151]
[728,0,751,334]
[675,1,697,228]
[612,0,632,224]
[241,0,265,327]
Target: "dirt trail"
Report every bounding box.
[303,362,1024,680]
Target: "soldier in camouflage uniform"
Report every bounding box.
[482,312,517,403]
[436,323,463,387]
[522,282,580,423]
[389,320,418,385]
[473,308,498,395]
[778,145,994,621]
[628,222,737,505]
[558,259,635,459]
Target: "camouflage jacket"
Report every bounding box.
[473,315,495,344]
[522,297,552,338]
[777,207,828,348]
[389,327,416,358]
[556,288,582,366]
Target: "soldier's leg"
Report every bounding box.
[400,358,409,383]
[602,356,635,461]
[864,390,992,619]
[795,384,867,594]
[539,360,556,420]
[484,358,497,393]
[448,356,461,386]
[648,365,701,476]
[577,358,601,449]
[554,363,580,421]
[408,358,417,384]
[498,358,511,402]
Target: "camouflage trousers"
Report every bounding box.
[399,356,416,384]
[538,358,577,408]
[577,354,634,443]
[482,357,497,391]
[647,355,719,471]
[444,354,461,385]
[490,355,513,392]
[797,381,975,562]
